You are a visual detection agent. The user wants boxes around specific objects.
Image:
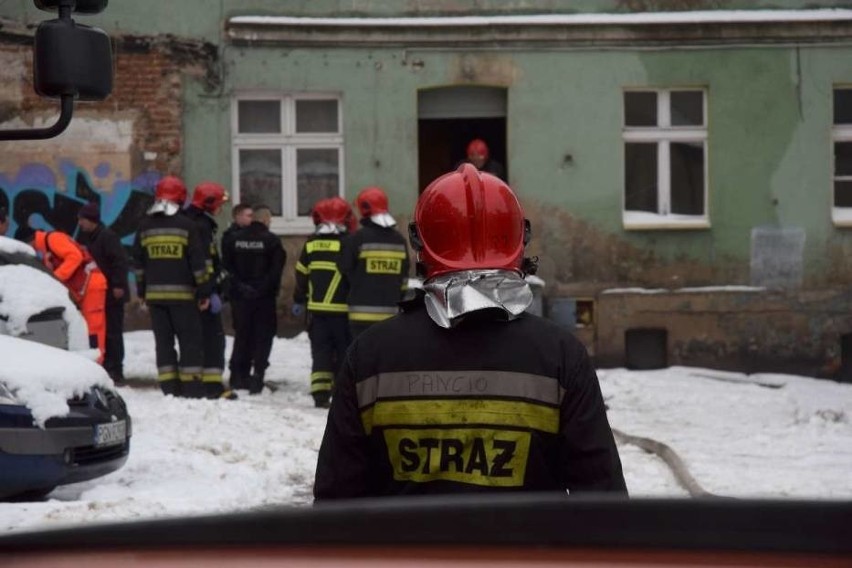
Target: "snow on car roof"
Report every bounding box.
[0,235,35,257]
[0,335,111,427]
[0,264,90,351]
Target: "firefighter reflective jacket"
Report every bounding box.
[184,206,222,292]
[340,219,410,323]
[33,230,101,304]
[222,221,286,301]
[294,234,348,314]
[314,292,627,499]
[132,212,211,303]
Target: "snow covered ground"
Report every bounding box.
[2,330,851,533]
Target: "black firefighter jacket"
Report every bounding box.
[294,234,348,314]
[184,206,223,292]
[314,293,627,500]
[340,219,410,324]
[132,212,211,303]
[222,221,286,301]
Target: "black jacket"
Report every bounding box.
[314,293,627,500]
[222,221,285,301]
[77,224,129,296]
[184,206,222,290]
[340,219,410,324]
[294,234,348,315]
[132,212,211,303]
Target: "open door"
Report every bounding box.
[417,86,507,193]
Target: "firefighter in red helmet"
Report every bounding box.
[132,175,213,398]
[340,186,410,339]
[293,197,354,407]
[184,181,236,399]
[315,164,626,499]
[459,138,506,181]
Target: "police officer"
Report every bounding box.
[184,181,236,400]
[293,197,354,408]
[314,164,626,499]
[222,205,285,394]
[340,187,410,339]
[133,176,211,398]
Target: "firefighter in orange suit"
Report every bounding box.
[14,225,108,361]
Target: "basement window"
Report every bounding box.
[622,89,709,230]
[832,87,852,227]
[232,93,343,235]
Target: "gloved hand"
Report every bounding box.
[209,293,223,314]
[291,303,305,317]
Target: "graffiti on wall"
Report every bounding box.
[0,161,159,248]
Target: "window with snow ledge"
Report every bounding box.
[231,93,344,235]
[622,89,709,230]
[832,87,852,227]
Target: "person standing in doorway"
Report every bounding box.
[459,138,506,181]
[77,201,129,384]
[341,187,410,340]
[223,205,285,394]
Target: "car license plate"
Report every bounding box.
[94,420,127,447]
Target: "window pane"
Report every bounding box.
[835,181,852,207]
[238,100,281,133]
[625,143,658,212]
[834,89,852,125]
[671,91,704,126]
[239,149,282,215]
[297,148,339,216]
[670,142,705,215]
[835,142,852,176]
[296,100,339,133]
[624,92,657,127]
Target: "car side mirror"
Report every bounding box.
[0,0,112,141]
[34,19,113,100]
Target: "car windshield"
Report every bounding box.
[0,1,851,564]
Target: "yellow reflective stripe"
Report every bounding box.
[179,373,198,382]
[296,262,309,275]
[349,312,393,322]
[141,235,188,247]
[311,371,334,380]
[308,261,339,271]
[306,239,341,253]
[307,301,348,313]
[146,291,195,301]
[202,373,222,383]
[322,270,343,305]
[360,399,559,436]
[359,250,407,260]
[157,371,179,381]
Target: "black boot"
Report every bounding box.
[248,373,265,395]
[182,379,206,399]
[160,379,181,397]
[312,392,331,408]
[205,382,238,400]
[229,373,247,390]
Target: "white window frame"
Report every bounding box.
[832,86,852,227]
[622,89,709,230]
[231,92,344,235]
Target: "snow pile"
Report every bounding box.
[0,264,89,351]
[0,335,111,427]
[0,235,35,257]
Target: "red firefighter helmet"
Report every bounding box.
[411,163,528,280]
[466,139,489,160]
[191,181,228,214]
[312,197,354,229]
[355,186,389,218]
[154,176,187,205]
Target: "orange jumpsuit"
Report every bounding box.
[32,231,107,362]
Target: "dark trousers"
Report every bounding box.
[149,302,203,395]
[349,321,374,340]
[200,308,226,391]
[103,295,125,378]
[229,296,278,384]
[309,314,351,398]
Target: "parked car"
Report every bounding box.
[0,236,131,500]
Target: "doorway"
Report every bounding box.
[417,86,507,193]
